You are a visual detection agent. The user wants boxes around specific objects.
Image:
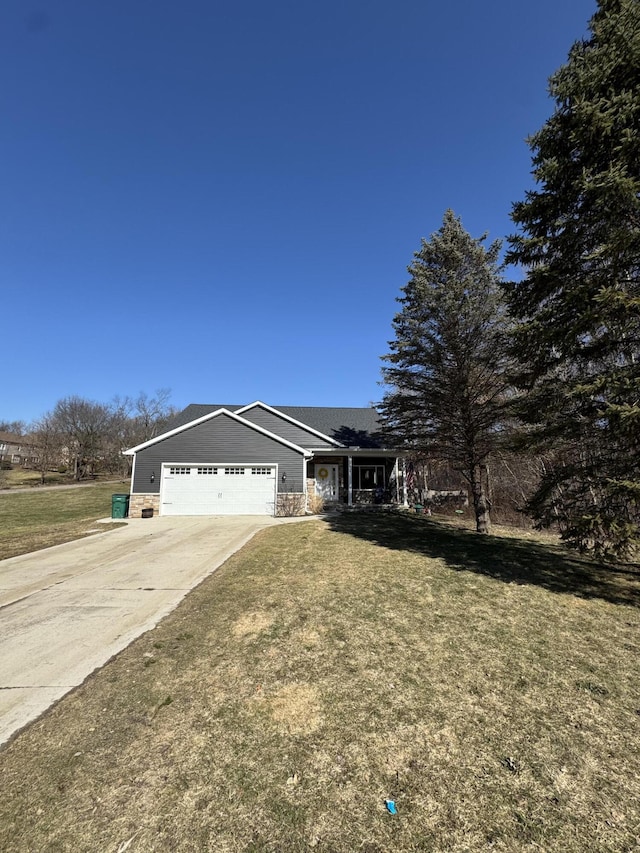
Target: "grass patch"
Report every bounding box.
[0,468,74,488]
[0,481,129,560]
[0,514,639,851]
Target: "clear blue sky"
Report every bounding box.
[1,0,595,424]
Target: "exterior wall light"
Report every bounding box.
[150,471,155,483]
[281,472,287,483]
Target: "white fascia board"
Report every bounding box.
[307,447,407,456]
[129,454,136,495]
[123,408,310,457]
[235,401,343,447]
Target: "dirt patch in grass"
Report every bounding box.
[0,515,639,852]
[269,683,323,735]
[232,610,276,638]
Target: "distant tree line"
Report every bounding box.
[381,0,640,560]
[2,390,176,484]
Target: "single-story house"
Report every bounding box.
[123,401,407,517]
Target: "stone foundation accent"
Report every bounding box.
[128,493,161,518]
[276,492,306,517]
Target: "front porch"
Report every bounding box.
[307,450,407,507]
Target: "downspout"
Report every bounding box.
[348,455,353,506]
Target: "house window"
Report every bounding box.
[352,465,385,490]
[169,467,191,475]
[197,467,218,475]
[251,467,272,475]
[224,467,245,475]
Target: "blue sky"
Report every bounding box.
[1,0,595,424]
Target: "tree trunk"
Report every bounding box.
[470,464,491,534]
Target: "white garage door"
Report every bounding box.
[161,465,277,516]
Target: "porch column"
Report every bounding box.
[394,457,400,504]
[347,455,353,506]
[402,457,408,506]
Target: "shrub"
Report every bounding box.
[276,492,306,517]
[306,493,325,515]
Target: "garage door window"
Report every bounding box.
[170,467,191,475]
[251,467,273,475]
[197,467,218,475]
[224,467,245,475]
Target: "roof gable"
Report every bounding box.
[155,402,386,451]
[123,408,310,456]
[235,402,341,447]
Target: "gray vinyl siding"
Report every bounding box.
[132,413,305,494]
[164,404,385,448]
[240,406,335,449]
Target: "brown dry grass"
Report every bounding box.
[0,513,639,852]
[0,482,128,559]
[0,468,69,488]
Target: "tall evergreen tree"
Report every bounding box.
[505,0,640,558]
[381,210,510,533]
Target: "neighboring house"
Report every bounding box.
[0,432,39,466]
[123,401,407,518]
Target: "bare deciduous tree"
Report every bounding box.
[30,414,64,485]
[52,396,113,481]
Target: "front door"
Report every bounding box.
[314,463,339,501]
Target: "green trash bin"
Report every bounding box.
[111,494,130,519]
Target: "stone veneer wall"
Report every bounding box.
[276,492,306,517]
[128,493,161,518]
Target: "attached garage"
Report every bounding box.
[124,408,310,517]
[161,464,277,516]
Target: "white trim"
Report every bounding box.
[402,457,408,507]
[302,456,308,500]
[348,455,353,506]
[307,447,405,456]
[124,408,312,457]
[394,457,399,504]
[129,454,137,497]
[235,401,342,447]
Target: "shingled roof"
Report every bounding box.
[166,403,384,448]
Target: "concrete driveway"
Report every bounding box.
[0,515,293,746]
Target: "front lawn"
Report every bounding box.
[0,481,129,560]
[0,514,638,851]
